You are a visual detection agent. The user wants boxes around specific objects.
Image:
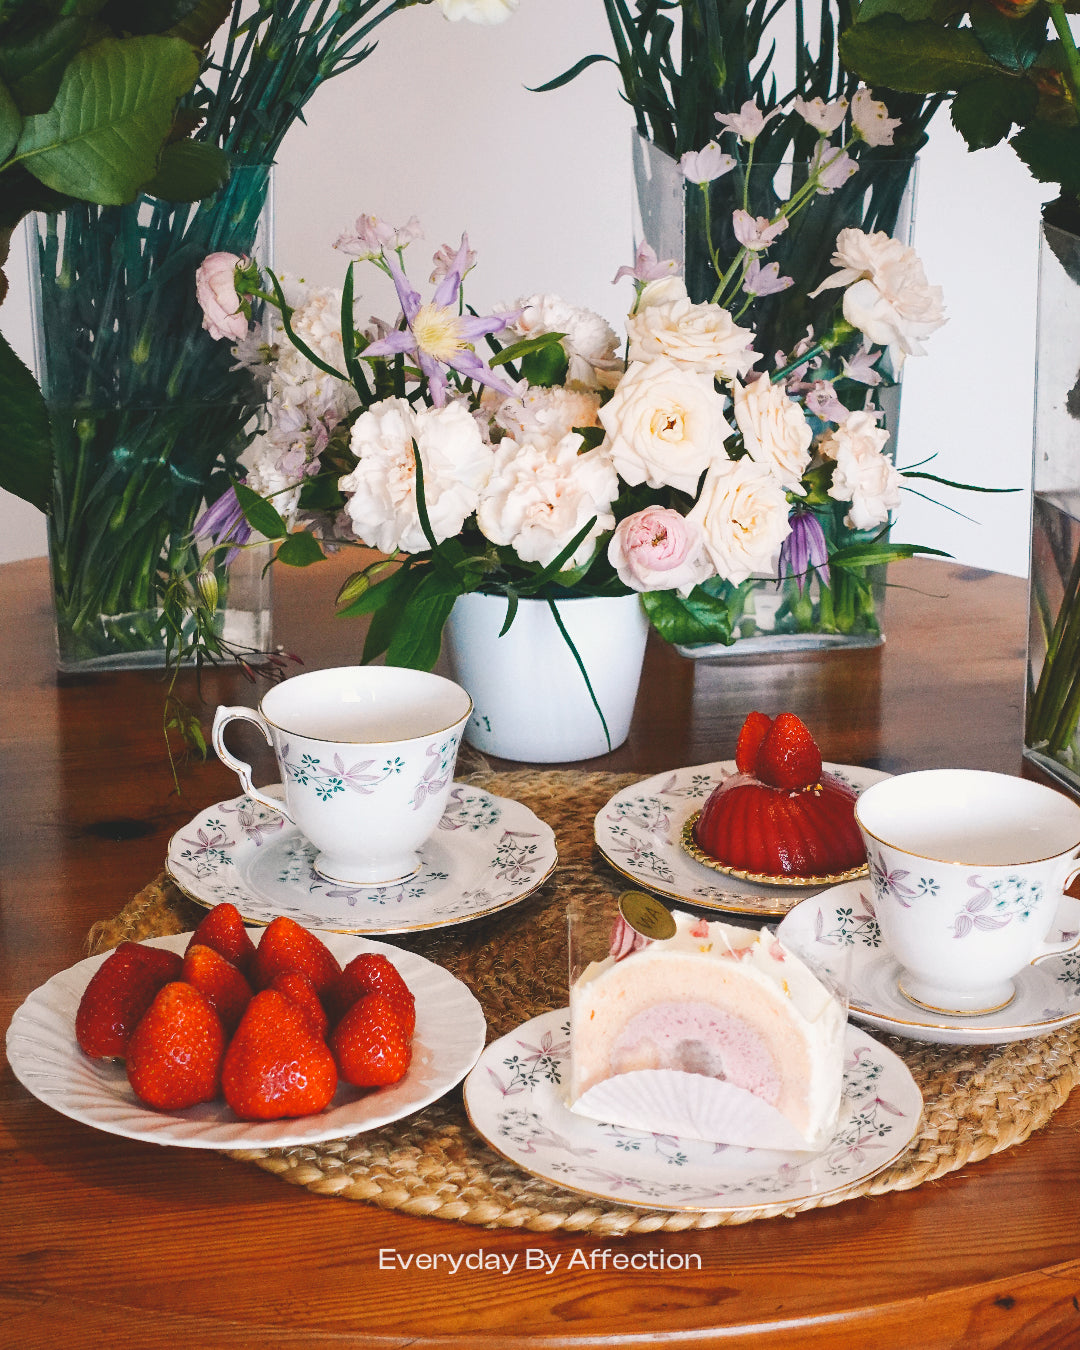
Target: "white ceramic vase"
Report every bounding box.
[443,591,649,762]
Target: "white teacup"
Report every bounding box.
[212,666,472,887]
[855,769,1080,1015]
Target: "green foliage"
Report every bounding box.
[0,330,52,511]
[641,586,737,647]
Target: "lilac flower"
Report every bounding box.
[612,241,680,286]
[851,88,901,147]
[793,96,849,134]
[804,380,849,424]
[842,344,884,386]
[430,239,477,284]
[680,141,735,185]
[779,509,830,593]
[361,234,518,407]
[194,485,252,564]
[810,143,858,194]
[714,100,779,143]
[744,258,793,297]
[334,213,423,260]
[733,210,788,253]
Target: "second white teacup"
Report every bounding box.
[855,769,1080,1016]
[212,665,472,887]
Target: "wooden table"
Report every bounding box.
[3,554,1079,1349]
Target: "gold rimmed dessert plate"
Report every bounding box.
[680,813,870,888]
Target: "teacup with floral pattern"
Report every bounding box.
[855,769,1080,1015]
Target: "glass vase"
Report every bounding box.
[29,165,274,670]
[632,135,915,656]
[1024,219,1080,799]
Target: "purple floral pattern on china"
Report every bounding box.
[463,1009,922,1213]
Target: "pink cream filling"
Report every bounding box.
[607,1001,780,1102]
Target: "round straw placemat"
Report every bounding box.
[87,767,1080,1235]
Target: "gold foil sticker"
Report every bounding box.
[618,890,676,941]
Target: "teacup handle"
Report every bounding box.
[211,705,295,823]
[1032,855,1080,966]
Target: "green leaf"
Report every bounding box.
[951,73,1038,149]
[970,2,1048,72]
[385,572,462,671]
[141,138,231,200]
[1011,120,1080,196]
[234,481,288,540]
[100,0,205,36]
[855,0,946,21]
[829,541,952,569]
[13,35,199,204]
[164,0,234,48]
[358,567,424,663]
[527,52,619,94]
[0,15,91,115]
[641,587,735,646]
[0,329,52,511]
[275,531,325,567]
[840,18,999,93]
[520,340,570,388]
[489,332,567,368]
[0,75,20,161]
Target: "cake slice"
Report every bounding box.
[569,911,845,1151]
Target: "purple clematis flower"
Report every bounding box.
[779,508,830,594]
[194,485,252,564]
[362,234,518,407]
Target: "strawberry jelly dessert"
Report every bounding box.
[691,712,865,880]
[569,911,844,1150]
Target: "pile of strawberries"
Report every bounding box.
[75,903,415,1120]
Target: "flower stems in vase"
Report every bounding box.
[1027,493,1080,785]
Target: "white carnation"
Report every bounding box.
[687,456,792,584]
[341,397,492,554]
[733,377,812,492]
[436,0,517,21]
[245,443,303,525]
[493,387,602,445]
[626,296,757,380]
[476,433,618,570]
[505,294,622,390]
[599,357,733,496]
[820,411,900,530]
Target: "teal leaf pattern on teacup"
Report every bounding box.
[411,735,461,810]
[280,745,402,798]
[952,875,1042,938]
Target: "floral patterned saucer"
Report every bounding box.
[463,1009,922,1213]
[594,761,890,918]
[166,784,557,934]
[777,882,1080,1045]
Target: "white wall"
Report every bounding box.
[0,1,1048,574]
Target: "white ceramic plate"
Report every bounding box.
[463,1009,921,1213]
[594,761,890,918]
[6,931,486,1149]
[777,882,1080,1045]
[166,784,557,934]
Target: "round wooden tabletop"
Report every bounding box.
[3,553,1078,1349]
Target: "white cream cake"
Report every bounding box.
[568,912,846,1151]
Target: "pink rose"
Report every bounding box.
[195,252,248,342]
[607,506,712,595]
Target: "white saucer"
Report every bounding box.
[6,931,486,1149]
[594,761,890,918]
[462,1009,921,1213]
[777,881,1080,1045]
[166,784,557,934]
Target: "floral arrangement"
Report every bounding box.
[193,84,971,680]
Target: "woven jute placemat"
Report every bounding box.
[88,767,1080,1235]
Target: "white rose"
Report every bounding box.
[493,386,601,445]
[636,276,689,310]
[687,456,792,584]
[599,357,733,496]
[341,397,492,554]
[626,296,757,380]
[811,228,946,370]
[607,507,713,595]
[476,433,618,570]
[820,411,900,530]
[733,377,812,492]
[506,294,622,390]
[436,0,517,21]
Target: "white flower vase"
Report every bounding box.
[443,592,649,762]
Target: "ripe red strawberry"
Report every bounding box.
[734,710,772,775]
[222,990,338,1120]
[755,712,823,790]
[250,916,341,995]
[271,971,329,1040]
[187,902,257,976]
[330,992,412,1088]
[75,942,184,1059]
[325,952,416,1035]
[126,982,226,1110]
[182,943,253,1034]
